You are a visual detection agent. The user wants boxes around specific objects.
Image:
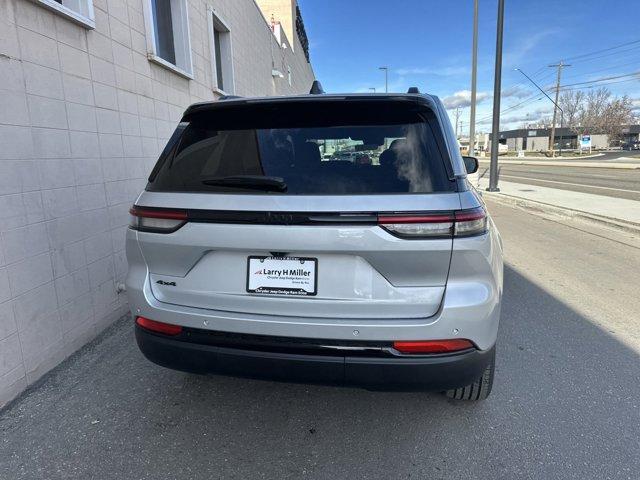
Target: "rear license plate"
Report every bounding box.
[247,256,317,296]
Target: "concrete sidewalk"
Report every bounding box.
[478,159,640,169]
[477,177,640,232]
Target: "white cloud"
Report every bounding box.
[504,29,559,66]
[442,90,491,110]
[501,113,542,125]
[502,85,531,99]
[474,106,552,127]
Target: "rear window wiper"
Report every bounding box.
[201,175,287,192]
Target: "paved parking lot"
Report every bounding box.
[1,200,639,480]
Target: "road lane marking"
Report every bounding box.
[501,170,630,180]
[499,174,640,194]
[502,171,621,181]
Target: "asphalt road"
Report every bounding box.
[1,201,639,480]
[594,150,640,162]
[479,163,640,201]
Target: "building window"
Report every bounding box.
[207,8,235,94]
[143,0,193,78]
[33,0,95,28]
[295,5,310,62]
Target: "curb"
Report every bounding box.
[481,153,604,160]
[483,192,640,235]
[478,160,640,169]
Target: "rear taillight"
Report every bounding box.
[393,339,475,354]
[378,207,487,239]
[135,316,183,335]
[453,207,487,237]
[129,206,187,233]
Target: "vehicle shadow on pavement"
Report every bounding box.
[0,265,638,480]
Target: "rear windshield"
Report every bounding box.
[148,100,455,195]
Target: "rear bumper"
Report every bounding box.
[135,326,495,391]
[126,225,503,351]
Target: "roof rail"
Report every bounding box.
[309,80,325,94]
[407,87,420,94]
[218,95,243,101]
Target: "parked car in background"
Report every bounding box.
[354,153,372,165]
[331,151,357,162]
[621,142,640,151]
[127,90,503,400]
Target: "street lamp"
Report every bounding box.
[369,87,376,93]
[378,66,388,93]
[469,0,479,156]
[514,68,564,157]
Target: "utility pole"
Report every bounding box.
[488,0,505,192]
[515,67,565,157]
[548,61,570,156]
[469,0,479,156]
[455,106,462,139]
[379,66,388,93]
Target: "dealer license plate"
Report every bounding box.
[246,256,317,296]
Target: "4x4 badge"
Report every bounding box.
[156,280,177,286]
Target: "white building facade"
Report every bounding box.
[0,0,314,406]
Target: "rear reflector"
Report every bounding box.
[393,339,475,354]
[136,316,183,336]
[378,207,486,238]
[129,206,187,233]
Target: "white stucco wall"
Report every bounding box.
[0,0,314,407]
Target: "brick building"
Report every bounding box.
[0,0,314,406]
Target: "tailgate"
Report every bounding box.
[134,192,460,320]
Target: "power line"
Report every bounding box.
[466,39,640,132]
[461,95,544,127]
[559,70,640,89]
[467,72,637,127]
[561,57,640,81]
[508,40,640,96]
[463,92,544,125]
[559,77,640,92]
[502,69,554,97]
[472,87,555,124]
[559,38,640,63]
[568,45,640,65]
[463,79,565,128]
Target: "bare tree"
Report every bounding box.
[538,115,553,127]
[549,87,633,144]
[559,90,584,128]
[579,88,611,134]
[601,95,634,142]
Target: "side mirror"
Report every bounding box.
[462,156,478,174]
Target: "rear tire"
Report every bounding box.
[445,351,495,401]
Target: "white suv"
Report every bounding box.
[126,88,503,400]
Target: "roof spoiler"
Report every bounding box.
[309,80,325,94]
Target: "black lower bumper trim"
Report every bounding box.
[135,326,494,391]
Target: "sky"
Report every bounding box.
[297,0,640,134]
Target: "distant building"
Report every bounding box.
[458,133,489,154]
[488,125,640,152]
[0,0,314,407]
